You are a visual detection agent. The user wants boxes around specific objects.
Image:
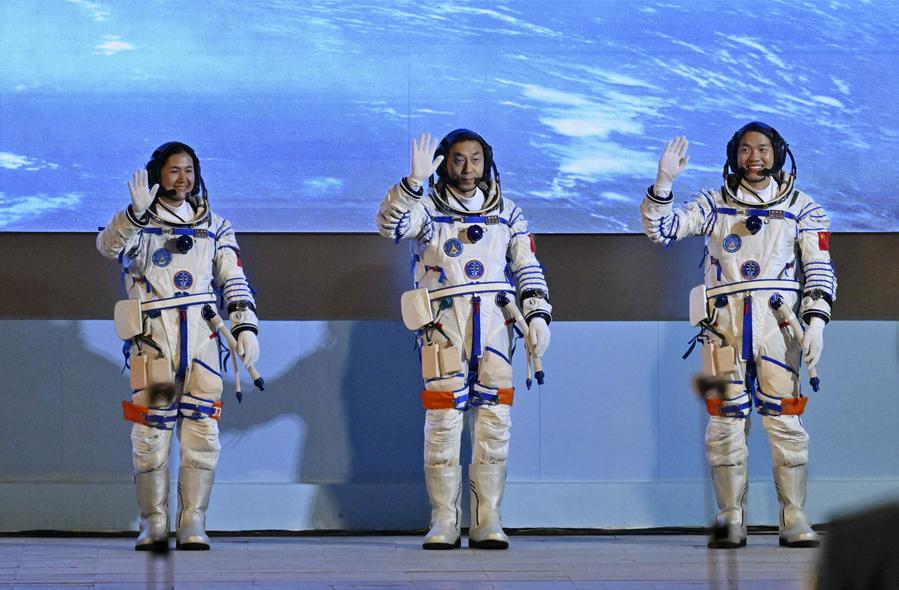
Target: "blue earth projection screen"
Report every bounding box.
[1,1,897,233]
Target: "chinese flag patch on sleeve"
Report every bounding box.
[818,231,830,251]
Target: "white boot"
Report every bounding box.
[176,467,214,550]
[708,465,748,549]
[134,469,169,551]
[423,465,462,549]
[469,463,509,550]
[774,464,820,547]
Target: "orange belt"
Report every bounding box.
[122,398,224,427]
[121,400,178,429]
[122,400,150,424]
[421,388,514,409]
[778,396,808,415]
[705,396,807,416]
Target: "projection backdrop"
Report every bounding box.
[1,0,897,232]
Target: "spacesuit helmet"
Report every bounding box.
[723,122,797,206]
[146,141,208,199]
[430,129,502,215]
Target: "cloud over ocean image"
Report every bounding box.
[1,0,896,232]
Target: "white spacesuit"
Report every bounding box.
[376,130,552,550]
[640,124,835,548]
[97,142,259,551]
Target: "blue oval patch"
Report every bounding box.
[444,238,463,258]
[465,259,485,279]
[152,248,172,267]
[741,260,760,280]
[723,234,742,253]
[173,270,194,290]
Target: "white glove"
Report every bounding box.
[528,317,551,357]
[802,317,825,370]
[655,136,690,193]
[408,133,445,186]
[127,169,159,218]
[237,331,260,368]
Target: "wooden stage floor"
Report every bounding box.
[0,533,820,589]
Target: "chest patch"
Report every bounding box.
[723,234,742,253]
[465,259,485,280]
[741,260,760,280]
[152,248,173,267]
[444,238,463,258]
[173,270,194,290]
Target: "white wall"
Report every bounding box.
[1,319,896,532]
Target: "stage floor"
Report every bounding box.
[0,534,819,589]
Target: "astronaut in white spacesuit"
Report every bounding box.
[640,123,836,548]
[97,142,260,551]
[376,130,552,550]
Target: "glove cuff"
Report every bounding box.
[526,312,551,326]
[654,172,673,194]
[801,289,832,324]
[402,177,424,197]
[802,311,830,326]
[229,308,259,337]
[646,185,673,204]
[126,204,150,227]
[522,296,553,325]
